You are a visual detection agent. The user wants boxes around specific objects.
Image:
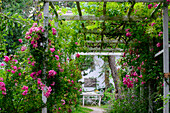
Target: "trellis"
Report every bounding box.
[40,0,169,113]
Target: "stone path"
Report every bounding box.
[83,106,105,113]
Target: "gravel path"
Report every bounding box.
[83,106,105,113]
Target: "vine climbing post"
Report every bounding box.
[42,1,49,113]
[163,1,169,113]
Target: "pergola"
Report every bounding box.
[40,0,169,113]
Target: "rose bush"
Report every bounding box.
[0,22,82,112]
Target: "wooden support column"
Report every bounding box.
[76,2,86,41]
[101,2,107,50]
[163,1,169,113]
[42,1,49,113]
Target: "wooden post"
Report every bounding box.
[42,1,49,113]
[163,2,169,113]
[99,95,101,106]
[83,95,84,106]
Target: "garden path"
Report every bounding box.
[83,106,105,113]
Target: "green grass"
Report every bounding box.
[99,104,111,109]
[72,106,93,113]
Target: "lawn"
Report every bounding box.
[72,106,93,113]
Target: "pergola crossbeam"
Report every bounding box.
[57,15,146,21]
[155,44,170,57]
[45,0,163,2]
[86,40,124,44]
[77,52,123,56]
[87,48,123,51]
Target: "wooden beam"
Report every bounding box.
[154,44,170,57]
[58,15,145,21]
[77,52,123,56]
[45,0,163,3]
[87,48,123,51]
[86,40,124,44]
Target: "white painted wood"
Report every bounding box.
[87,48,123,52]
[83,95,85,106]
[57,15,143,21]
[86,40,124,44]
[99,95,101,106]
[45,0,163,2]
[77,52,123,56]
[155,49,164,57]
[154,45,170,57]
[42,2,49,113]
[163,2,169,113]
[81,92,103,106]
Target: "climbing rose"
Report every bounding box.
[22,90,28,96]
[126,75,130,78]
[0,82,6,95]
[156,43,161,47]
[61,99,66,105]
[22,86,28,90]
[18,39,22,43]
[151,22,155,26]
[44,86,52,98]
[18,73,21,76]
[37,70,42,75]
[138,75,142,78]
[125,29,130,32]
[0,78,3,81]
[50,48,55,53]
[13,66,17,70]
[76,53,80,58]
[52,28,57,35]
[79,88,82,92]
[0,63,4,66]
[30,72,36,78]
[33,23,37,27]
[55,55,59,60]
[51,82,55,86]
[25,36,31,40]
[148,4,152,9]
[154,4,158,8]
[3,56,10,62]
[141,81,145,85]
[11,70,15,74]
[2,92,6,95]
[126,32,131,37]
[48,70,57,78]
[21,46,27,51]
[123,52,126,57]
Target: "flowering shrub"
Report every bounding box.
[0,23,82,112]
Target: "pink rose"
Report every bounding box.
[126,32,131,37]
[55,55,59,60]
[148,4,152,9]
[3,56,10,62]
[18,39,22,43]
[52,28,57,35]
[76,53,80,58]
[156,42,161,47]
[21,46,27,51]
[50,48,55,53]
[0,63,4,66]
